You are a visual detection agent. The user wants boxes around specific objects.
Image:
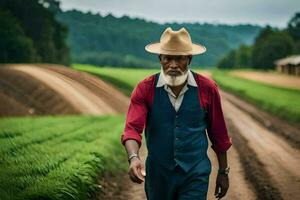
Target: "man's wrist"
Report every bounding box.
[218,165,230,175]
[127,153,139,163]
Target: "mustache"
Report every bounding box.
[165,68,184,76]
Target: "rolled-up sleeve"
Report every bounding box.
[207,82,232,153]
[121,82,148,148]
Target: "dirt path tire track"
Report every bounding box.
[222,92,300,199]
[225,116,283,199]
[9,65,129,115]
[43,65,129,113]
[221,91,300,149]
[207,143,256,200]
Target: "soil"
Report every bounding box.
[0,66,79,116]
[221,91,300,199]
[0,64,129,116]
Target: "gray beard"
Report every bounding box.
[161,67,188,86]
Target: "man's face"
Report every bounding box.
[159,54,192,86]
[159,54,191,76]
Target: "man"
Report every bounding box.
[121,27,232,200]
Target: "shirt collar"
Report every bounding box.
[156,69,197,88]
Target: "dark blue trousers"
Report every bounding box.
[144,156,211,200]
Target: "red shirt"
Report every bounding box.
[120,72,232,153]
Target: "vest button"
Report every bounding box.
[175,137,179,140]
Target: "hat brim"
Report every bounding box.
[145,42,206,55]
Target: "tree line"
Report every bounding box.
[0,0,70,65]
[217,12,300,69]
[0,0,263,68]
[55,9,261,68]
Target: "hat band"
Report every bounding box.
[161,46,193,52]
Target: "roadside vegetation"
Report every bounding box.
[212,69,300,124]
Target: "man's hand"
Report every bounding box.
[214,174,229,199]
[128,157,146,184]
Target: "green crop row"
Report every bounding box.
[0,115,127,200]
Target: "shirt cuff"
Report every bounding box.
[121,130,142,147]
[211,139,232,153]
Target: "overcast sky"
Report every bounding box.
[60,0,300,28]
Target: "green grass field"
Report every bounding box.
[74,64,300,124]
[0,115,127,200]
[212,69,300,124]
[74,64,160,96]
[73,64,205,96]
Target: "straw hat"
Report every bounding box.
[145,27,206,55]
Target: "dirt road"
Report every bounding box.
[207,143,256,200]
[221,90,300,199]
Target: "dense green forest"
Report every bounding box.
[0,0,262,68]
[0,0,70,65]
[56,9,261,68]
[218,12,300,69]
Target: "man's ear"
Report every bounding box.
[188,55,193,65]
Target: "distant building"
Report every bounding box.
[275,55,300,76]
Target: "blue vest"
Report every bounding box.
[145,71,209,173]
